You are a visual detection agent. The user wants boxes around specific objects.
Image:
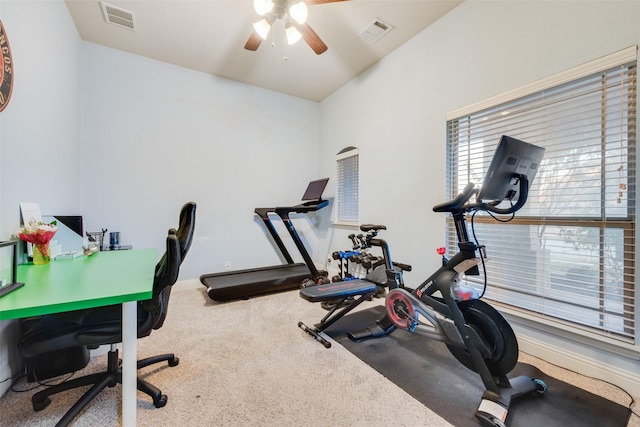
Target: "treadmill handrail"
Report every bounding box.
[254,199,329,217]
[253,199,329,279]
[276,199,329,215]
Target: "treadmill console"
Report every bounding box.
[289,199,329,214]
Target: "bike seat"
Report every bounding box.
[360,224,386,232]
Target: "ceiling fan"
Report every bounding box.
[244,0,347,55]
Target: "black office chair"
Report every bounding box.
[18,202,196,426]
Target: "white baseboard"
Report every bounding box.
[518,334,640,398]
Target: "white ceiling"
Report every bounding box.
[64,0,463,101]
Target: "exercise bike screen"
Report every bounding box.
[476,135,545,202]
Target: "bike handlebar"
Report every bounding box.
[432,182,477,213]
[475,175,530,215]
[433,174,530,216]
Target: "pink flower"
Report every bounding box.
[17,220,57,246]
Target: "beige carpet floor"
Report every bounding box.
[1,280,638,427]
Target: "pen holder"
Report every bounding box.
[109,232,120,250]
[86,230,107,251]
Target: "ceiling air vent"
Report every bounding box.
[100,2,135,31]
[359,19,394,43]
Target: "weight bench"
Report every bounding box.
[298,279,378,348]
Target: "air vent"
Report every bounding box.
[359,19,394,43]
[100,2,135,31]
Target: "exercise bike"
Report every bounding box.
[384,177,547,426]
[299,136,548,426]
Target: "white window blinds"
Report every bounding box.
[446,47,637,343]
[336,147,359,225]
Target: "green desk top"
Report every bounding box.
[0,249,157,321]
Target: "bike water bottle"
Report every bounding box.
[450,274,479,301]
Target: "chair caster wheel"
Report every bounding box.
[33,397,51,412]
[154,394,168,408]
[169,356,179,367]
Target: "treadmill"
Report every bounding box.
[201,178,330,301]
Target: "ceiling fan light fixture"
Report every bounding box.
[253,0,274,16]
[286,25,302,45]
[288,2,308,25]
[253,18,272,40]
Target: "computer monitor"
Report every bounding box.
[42,215,85,253]
[301,178,329,201]
[476,135,545,202]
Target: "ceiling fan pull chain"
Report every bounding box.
[271,23,276,48]
[281,21,289,60]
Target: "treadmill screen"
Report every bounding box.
[301,178,329,201]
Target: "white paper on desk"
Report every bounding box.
[20,202,43,257]
[20,202,42,225]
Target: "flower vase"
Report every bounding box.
[33,243,51,265]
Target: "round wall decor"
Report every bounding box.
[0,20,14,112]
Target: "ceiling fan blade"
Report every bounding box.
[293,22,328,55]
[245,15,275,52]
[304,0,348,5]
[244,31,263,51]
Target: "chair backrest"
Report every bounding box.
[152,230,181,299]
[141,202,196,333]
[176,201,196,262]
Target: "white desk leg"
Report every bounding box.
[122,301,137,427]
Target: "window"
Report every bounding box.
[446,47,637,344]
[335,147,359,225]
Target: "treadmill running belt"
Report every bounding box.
[202,263,310,301]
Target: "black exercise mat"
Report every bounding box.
[325,306,631,427]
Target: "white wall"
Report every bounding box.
[77,42,322,281]
[0,1,81,238]
[319,0,640,396]
[0,0,81,396]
